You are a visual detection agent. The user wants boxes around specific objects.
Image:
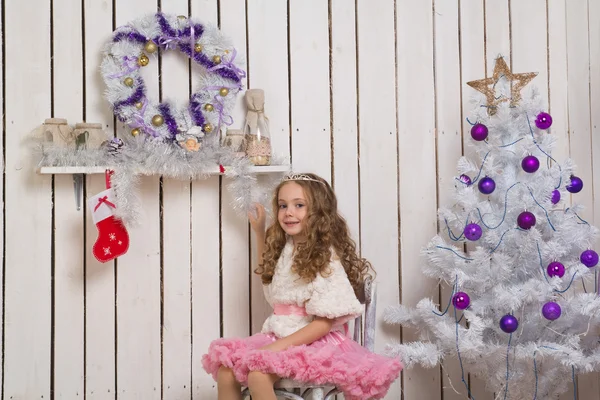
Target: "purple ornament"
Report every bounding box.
[521,155,540,173]
[452,292,471,310]
[459,174,472,185]
[551,189,561,205]
[567,175,583,193]
[471,123,489,141]
[547,261,565,278]
[499,314,519,333]
[542,302,561,321]
[517,211,536,230]
[535,112,553,130]
[580,250,599,268]
[464,223,483,241]
[478,176,496,195]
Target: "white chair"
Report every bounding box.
[241,277,377,400]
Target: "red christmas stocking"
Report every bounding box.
[88,187,130,263]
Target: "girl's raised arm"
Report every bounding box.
[248,202,267,266]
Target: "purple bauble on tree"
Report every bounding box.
[478,176,496,194]
[459,174,472,185]
[452,292,471,310]
[464,223,483,241]
[535,112,553,130]
[551,189,561,205]
[547,261,565,278]
[521,155,540,173]
[499,314,519,333]
[471,123,488,141]
[567,175,584,193]
[580,250,599,268]
[542,302,561,321]
[517,211,536,230]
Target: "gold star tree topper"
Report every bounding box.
[466,57,538,114]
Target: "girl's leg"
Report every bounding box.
[217,366,242,400]
[247,370,279,400]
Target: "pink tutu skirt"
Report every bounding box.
[202,331,402,400]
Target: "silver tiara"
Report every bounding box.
[283,173,327,185]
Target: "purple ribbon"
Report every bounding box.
[189,24,196,53]
[139,97,148,114]
[207,48,246,80]
[212,94,234,131]
[157,35,179,50]
[108,56,141,78]
[197,84,241,133]
[129,97,159,137]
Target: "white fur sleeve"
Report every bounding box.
[305,260,363,321]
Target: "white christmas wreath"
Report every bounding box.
[101,12,246,150]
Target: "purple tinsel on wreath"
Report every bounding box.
[189,94,206,127]
[156,12,178,38]
[195,48,241,82]
[113,30,147,44]
[182,23,204,39]
[113,81,147,120]
[154,13,242,84]
[157,103,178,138]
[176,42,241,83]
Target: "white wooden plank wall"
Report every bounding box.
[396,0,438,397]
[5,2,52,400]
[54,0,85,398]
[84,1,116,399]
[1,1,599,399]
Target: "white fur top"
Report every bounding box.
[261,239,363,338]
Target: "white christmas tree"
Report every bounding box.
[384,57,600,399]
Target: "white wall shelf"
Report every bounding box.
[37,164,291,210]
[37,164,291,175]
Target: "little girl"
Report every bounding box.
[202,173,402,400]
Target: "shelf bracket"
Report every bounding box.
[72,173,84,211]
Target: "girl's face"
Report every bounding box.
[277,182,308,240]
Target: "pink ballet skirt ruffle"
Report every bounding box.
[201,331,402,400]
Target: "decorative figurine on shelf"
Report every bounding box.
[72,122,112,150]
[243,89,272,166]
[176,126,204,152]
[34,118,75,148]
[222,128,246,157]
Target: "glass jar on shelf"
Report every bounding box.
[243,88,271,166]
[222,128,246,157]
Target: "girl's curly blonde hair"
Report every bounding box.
[255,173,373,296]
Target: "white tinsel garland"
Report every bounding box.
[33,136,289,227]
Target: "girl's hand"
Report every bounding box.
[248,203,267,235]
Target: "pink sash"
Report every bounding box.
[273,304,308,317]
